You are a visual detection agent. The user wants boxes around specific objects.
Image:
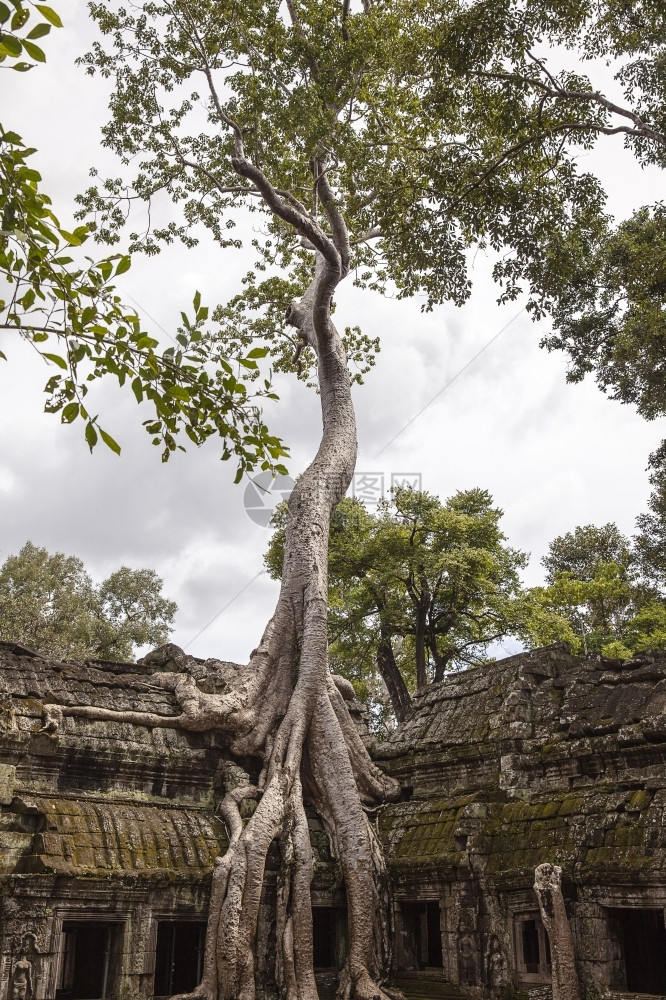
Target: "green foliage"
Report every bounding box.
[0,541,178,661]
[526,522,666,658]
[1,2,288,474]
[422,1,666,440]
[71,0,666,432]
[635,443,666,589]
[267,487,533,727]
[0,1,61,72]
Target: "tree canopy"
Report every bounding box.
[526,522,666,659]
[0,541,177,661]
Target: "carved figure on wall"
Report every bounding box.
[9,954,33,1000]
[487,935,506,992]
[458,924,477,986]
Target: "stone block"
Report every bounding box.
[0,763,15,804]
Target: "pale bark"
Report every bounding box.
[533,863,582,1000]
[40,213,401,1000]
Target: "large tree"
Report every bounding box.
[0,541,177,660]
[22,3,666,1000]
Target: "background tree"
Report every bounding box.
[267,488,532,727]
[635,444,666,591]
[0,541,177,660]
[527,523,666,658]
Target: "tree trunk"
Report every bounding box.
[533,864,582,1000]
[376,629,412,723]
[41,249,402,1000]
[414,599,428,689]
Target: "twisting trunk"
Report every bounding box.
[41,245,402,1000]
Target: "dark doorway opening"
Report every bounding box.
[399,901,442,969]
[514,913,551,984]
[55,923,118,1000]
[154,922,207,998]
[616,908,666,993]
[522,920,540,974]
[312,907,338,969]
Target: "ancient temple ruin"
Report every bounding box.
[1,639,665,998]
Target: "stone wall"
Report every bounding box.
[376,644,666,995]
[2,638,666,998]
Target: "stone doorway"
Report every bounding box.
[312,907,346,969]
[153,921,207,997]
[513,912,551,985]
[613,908,666,994]
[398,901,443,969]
[55,923,119,1000]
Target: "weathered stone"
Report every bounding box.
[0,763,15,805]
[2,640,666,998]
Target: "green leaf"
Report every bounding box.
[0,35,22,57]
[58,228,83,246]
[27,22,51,39]
[167,385,190,402]
[193,290,201,312]
[98,259,113,281]
[131,377,143,403]
[247,347,268,359]
[0,130,22,144]
[9,61,32,71]
[61,402,79,424]
[10,6,28,30]
[35,4,63,26]
[41,352,68,369]
[115,255,131,275]
[85,422,98,450]
[21,39,46,62]
[100,428,121,455]
[0,349,7,361]
[0,3,11,24]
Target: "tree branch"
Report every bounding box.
[314,156,350,273]
[231,156,340,270]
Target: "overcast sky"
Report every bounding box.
[2,3,664,663]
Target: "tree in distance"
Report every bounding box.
[526,523,666,659]
[266,488,532,728]
[0,541,178,661]
[7,2,666,999]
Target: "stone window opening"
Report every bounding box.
[514,912,551,985]
[398,901,443,970]
[153,921,207,998]
[608,907,666,994]
[55,922,120,1000]
[312,907,346,970]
